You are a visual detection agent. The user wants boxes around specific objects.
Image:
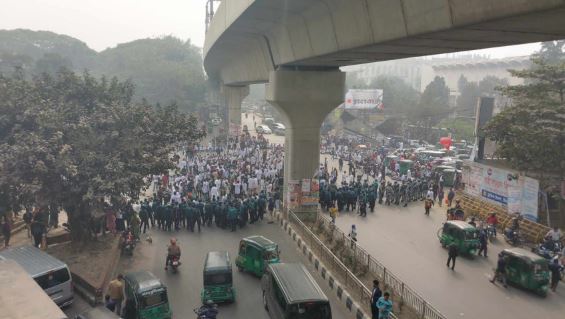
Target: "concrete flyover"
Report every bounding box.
[204,0,565,184]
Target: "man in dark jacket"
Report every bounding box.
[370,280,382,319]
[446,242,458,270]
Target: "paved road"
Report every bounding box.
[117,218,351,319]
[248,114,565,319]
[242,112,285,145]
[321,160,565,319]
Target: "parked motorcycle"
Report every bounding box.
[532,239,562,259]
[194,302,219,319]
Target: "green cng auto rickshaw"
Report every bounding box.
[439,221,480,256]
[500,248,550,296]
[123,271,172,319]
[399,159,413,175]
[201,251,235,303]
[235,236,280,276]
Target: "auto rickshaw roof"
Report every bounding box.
[502,248,548,264]
[269,263,328,304]
[446,220,476,230]
[242,235,277,250]
[204,251,232,273]
[124,271,165,294]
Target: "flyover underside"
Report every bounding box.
[204,0,565,86]
[290,7,565,67]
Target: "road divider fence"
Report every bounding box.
[288,210,447,319]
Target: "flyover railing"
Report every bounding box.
[289,210,447,319]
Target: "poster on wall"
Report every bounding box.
[286,180,301,209]
[301,179,320,207]
[463,162,539,221]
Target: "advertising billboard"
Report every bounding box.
[344,89,384,110]
[463,162,539,221]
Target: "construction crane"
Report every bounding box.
[205,0,222,33]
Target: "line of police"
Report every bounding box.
[138,192,275,233]
[319,178,433,216]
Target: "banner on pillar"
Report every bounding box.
[301,179,320,207]
[343,89,384,110]
[286,180,301,209]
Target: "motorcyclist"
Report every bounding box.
[545,227,562,242]
[165,238,181,270]
[486,212,498,236]
[544,227,562,251]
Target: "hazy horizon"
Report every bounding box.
[0,0,545,58]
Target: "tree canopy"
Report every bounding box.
[0,30,207,113]
[484,57,565,174]
[0,70,205,241]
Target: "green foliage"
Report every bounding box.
[484,58,565,174]
[0,30,206,113]
[369,75,420,115]
[437,117,475,141]
[95,36,206,113]
[456,75,508,116]
[0,70,205,240]
[414,76,450,126]
[534,40,565,64]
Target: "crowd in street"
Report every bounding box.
[107,134,286,244]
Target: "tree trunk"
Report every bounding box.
[67,207,92,243]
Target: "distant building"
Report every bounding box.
[343,56,531,98]
[421,56,531,94]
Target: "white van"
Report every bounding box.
[0,245,74,307]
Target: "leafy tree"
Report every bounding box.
[413,76,450,123]
[484,58,565,174]
[456,75,480,116]
[0,70,205,241]
[96,36,207,113]
[478,75,508,95]
[369,75,420,115]
[33,53,73,76]
[0,30,207,113]
[534,40,565,64]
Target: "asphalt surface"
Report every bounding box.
[118,218,351,319]
[245,112,565,319]
[318,159,565,319]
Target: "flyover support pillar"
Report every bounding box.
[223,85,249,137]
[266,70,345,203]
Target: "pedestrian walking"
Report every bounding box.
[437,188,444,207]
[376,292,393,319]
[349,224,357,248]
[490,253,507,287]
[108,274,125,315]
[2,215,12,249]
[446,242,458,270]
[549,258,561,292]
[329,203,338,224]
[371,280,382,319]
[477,230,488,257]
[447,188,455,207]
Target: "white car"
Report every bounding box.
[210,117,222,126]
[273,123,285,135]
[256,124,272,134]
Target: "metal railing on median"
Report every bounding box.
[289,211,447,319]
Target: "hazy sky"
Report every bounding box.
[0,0,542,57]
